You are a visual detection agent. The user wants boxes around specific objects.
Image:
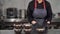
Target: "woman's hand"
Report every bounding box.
[46,20,50,24]
[47,21,50,24]
[31,20,37,24]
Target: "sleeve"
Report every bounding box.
[27,2,34,23]
[46,2,52,22]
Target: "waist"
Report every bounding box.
[34,18,44,19]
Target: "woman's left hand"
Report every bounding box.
[47,21,50,24]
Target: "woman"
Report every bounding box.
[27,0,52,34]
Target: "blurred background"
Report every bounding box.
[0,0,60,34]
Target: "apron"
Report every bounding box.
[33,9,47,26]
[31,8,47,34]
[31,0,47,34]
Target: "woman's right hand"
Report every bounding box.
[31,20,37,24]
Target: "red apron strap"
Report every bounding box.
[42,0,46,9]
[34,0,37,9]
[34,0,46,9]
